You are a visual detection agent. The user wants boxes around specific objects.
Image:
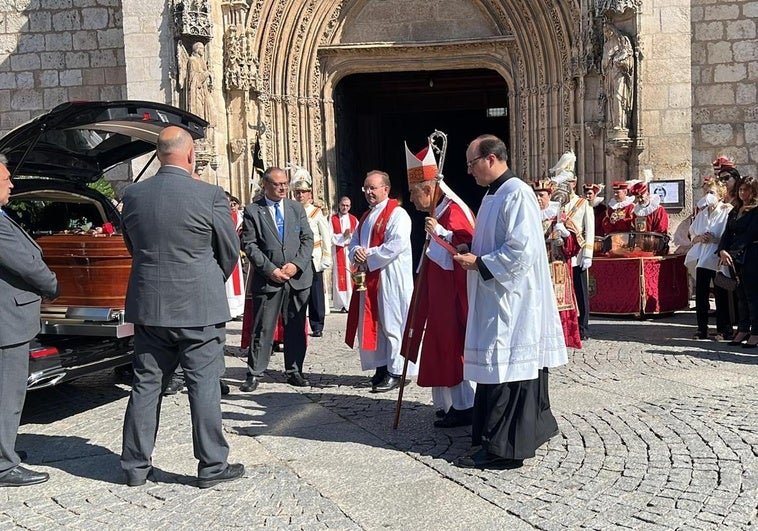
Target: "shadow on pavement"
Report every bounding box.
[22,378,130,425]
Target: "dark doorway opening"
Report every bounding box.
[334,68,509,267]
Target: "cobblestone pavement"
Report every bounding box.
[2,309,757,530]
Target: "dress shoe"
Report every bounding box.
[742,342,758,349]
[197,463,245,489]
[126,469,157,487]
[340,308,348,314]
[455,448,523,470]
[728,333,749,346]
[220,381,230,395]
[434,407,473,428]
[0,466,49,487]
[370,366,388,387]
[371,374,400,393]
[311,330,323,337]
[162,377,184,396]
[693,331,708,340]
[239,376,259,392]
[286,372,310,387]
[435,408,446,419]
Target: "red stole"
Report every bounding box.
[331,213,358,291]
[345,200,399,350]
[229,209,243,296]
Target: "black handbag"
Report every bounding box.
[714,265,740,292]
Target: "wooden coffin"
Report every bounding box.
[36,234,132,309]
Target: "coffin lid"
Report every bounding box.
[0,100,207,183]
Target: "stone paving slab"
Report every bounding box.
[2,309,757,529]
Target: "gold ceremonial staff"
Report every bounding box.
[393,129,448,430]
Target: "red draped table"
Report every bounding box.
[588,255,689,317]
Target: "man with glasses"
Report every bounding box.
[453,135,567,470]
[240,167,314,392]
[346,170,415,393]
[0,155,59,487]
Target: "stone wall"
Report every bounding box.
[0,0,126,136]
[691,0,757,186]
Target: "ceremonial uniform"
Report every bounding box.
[331,211,358,312]
[632,196,669,234]
[303,201,332,335]
[602,181,635,234]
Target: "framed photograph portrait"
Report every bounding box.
[650,180,685,210]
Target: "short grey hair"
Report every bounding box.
[0,154,7,166]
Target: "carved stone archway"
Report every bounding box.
[224,0,581,207]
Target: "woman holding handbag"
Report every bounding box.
[718,177,758,348]
[685,180,732,339]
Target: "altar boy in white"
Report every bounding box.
[345,170,417,393]
[453,135,568,470]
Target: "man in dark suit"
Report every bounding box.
[240,166,314,392]
[119,126,244,489]
[0,154,59,487]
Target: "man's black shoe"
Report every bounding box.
[435,409,446,419]
[311,330,323,337]
[455,448,523,470]
[197,463,245,489]
[286,372,310,387]
[371,375,400,393]
[434,407,473,428]
[16,450,27,462]
[0,466,49,487]
[370,366,388,387]
[162,378,184,396]
[239,376,259,392]
[126,469,157,487]
[220,381,230,395]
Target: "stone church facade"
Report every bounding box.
[0,0,755,226]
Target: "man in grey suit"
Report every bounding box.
[240,167,314,392]
[0,154,59,487]
[120,126,244,488]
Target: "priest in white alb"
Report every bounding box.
[331,196,358,313]
[453,135,568,470]
[345,170,416,393]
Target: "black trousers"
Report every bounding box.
[471,369,558,460]
[308,266,325,333]
[695,267,732,335]
[248,284,310,376]
[735,262,758,335]
[121,324,228,481]
[573,265,590,337]
[0,342,28,477]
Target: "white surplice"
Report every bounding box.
[348,199,417,376]
[464,177,568,384]
[332,213,355,311]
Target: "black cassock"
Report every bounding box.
[471,368,558,459]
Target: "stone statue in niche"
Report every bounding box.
[178,41,217,129]
[602,23,634,134]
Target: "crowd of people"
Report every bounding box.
[0,126,753,488]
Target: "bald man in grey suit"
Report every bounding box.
[0,155,59,487]
[120,126,244,488]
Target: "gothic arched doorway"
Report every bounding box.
[333,68,509,267]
